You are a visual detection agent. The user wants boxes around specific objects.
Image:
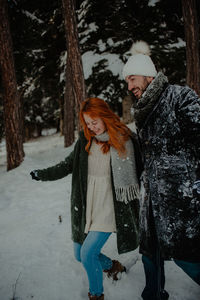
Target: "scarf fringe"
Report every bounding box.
[95,133,139,204]
[115,184,140,204]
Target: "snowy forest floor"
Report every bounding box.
[0,132,200,300]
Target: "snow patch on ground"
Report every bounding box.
[0,133,199,300]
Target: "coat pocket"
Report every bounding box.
[154,155,190,199]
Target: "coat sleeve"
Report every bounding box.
[35,150,74,181]
[175,86,200,141]
[35,138,80,181]
[175,86,200,176]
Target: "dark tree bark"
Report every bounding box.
[182,0,200,95]
[62,0,86,140]
[63,59,75,146]
[0,0,24,170]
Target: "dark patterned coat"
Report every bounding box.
[138,79,200,262]
[35,131,143,254]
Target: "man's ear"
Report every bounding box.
[147,76,154,84]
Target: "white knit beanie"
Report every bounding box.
[122,41,157,79]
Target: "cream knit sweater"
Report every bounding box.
[84,140,116,233]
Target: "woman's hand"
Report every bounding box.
[30,170,40,181]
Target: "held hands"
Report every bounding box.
[30,170,40,181]
[193,180,200,196]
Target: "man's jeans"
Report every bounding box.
[74,231,112,296]
[142,254,200,300]
[175,259,200,285]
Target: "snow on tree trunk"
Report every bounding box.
[182,0,200,96]
[0,0,24,171]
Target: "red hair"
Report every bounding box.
[80,97,132,155]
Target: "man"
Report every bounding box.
[122,41,200,300]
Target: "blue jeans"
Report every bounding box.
[174,259,200,285]
[142,254,200,300]
[74,231,112,296]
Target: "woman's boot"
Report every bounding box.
[104,260,126,281]
[88,292,104,300]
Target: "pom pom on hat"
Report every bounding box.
[130,40,151,56]
[122,40,157,79]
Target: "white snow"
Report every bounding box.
[78,0,91,22]
[165,38,186,50]
[59,51,67,83]
[79,23,98,44]
[0,133,200,300]
[23,79,36,97]
[82,51,124,80]
[35,116,43,123]
[148,0,160,6]
[22,10,44,24]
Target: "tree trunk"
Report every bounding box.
[0,0,24,170]
[62,0,86,136]
[63,58,75,146]
[182,0,200,95]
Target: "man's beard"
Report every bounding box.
[128,90,138,103]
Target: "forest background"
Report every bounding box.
[0,0,200,170]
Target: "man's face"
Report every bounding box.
[125,75,154,100]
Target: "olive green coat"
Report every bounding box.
[36,131,143,254]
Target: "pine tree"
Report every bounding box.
[0,0,24,170]
[182,0,200,95]
[62,0,86,134]
[8,0,65,139]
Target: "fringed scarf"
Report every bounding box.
[95,132,139,204]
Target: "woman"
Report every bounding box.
[30,97,143,300]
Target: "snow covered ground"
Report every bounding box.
[0,133,200,300]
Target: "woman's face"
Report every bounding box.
[83,114,106,135]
